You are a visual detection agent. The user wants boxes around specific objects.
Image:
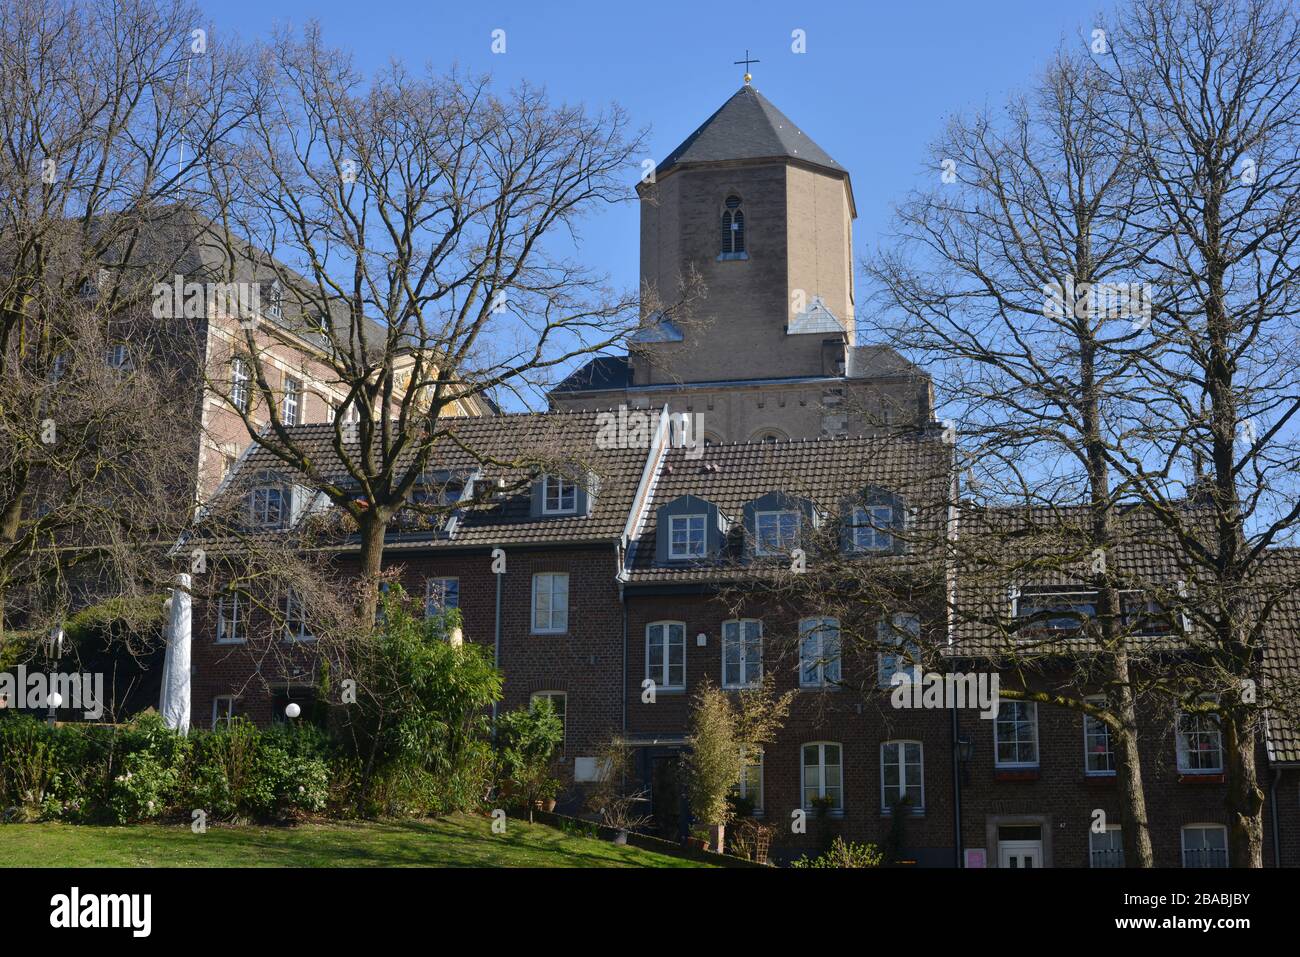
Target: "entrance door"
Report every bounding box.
[650,755,683,841]
[998,841,1043,868]
[997,824,1044,868]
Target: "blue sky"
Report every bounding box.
[205,0,1111,298]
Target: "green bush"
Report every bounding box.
[790,837,884,868]
[106,712,191,824]
[496,698,563,812]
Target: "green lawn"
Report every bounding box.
[0,813,712,868]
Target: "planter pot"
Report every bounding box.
[613,829,629,846]
[543,798,557,813]
[686,836,708,851]
[708,823,726,855]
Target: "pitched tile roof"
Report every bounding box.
[199,409,650,550]
[624,432,952,584]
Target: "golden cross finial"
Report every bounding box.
[733,50,760,85]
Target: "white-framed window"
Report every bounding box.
[721,619,762,689]
[801,742,843,813]
[995,699,1039,767]
[281,587,313,642]
[1014,586,1097,634]
[425,577,460,616]
[530,691,567,747]
[231,357,250,412]
[1090,826,1125,868]
[668,514,706,559]
[282,376,302,425]
[542,475,577,515]
[216,594,247,644]
[738,748,764,813]
[754,509,799,555]
[248,486,287,527]
[852,504,896,552]
[531,572,569,634]
[799,617,841,688]
[881,740,924,813]
[1176,708,1223,773]
[212,696,240,729]
[1084,697,1115,775]
[646,620,686,691]
[878,613,921,687]
[1181,824,1228,868]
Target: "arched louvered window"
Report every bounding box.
[720,195,746,257]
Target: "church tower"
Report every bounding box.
[551,82,932,443]
[634,84,856,387]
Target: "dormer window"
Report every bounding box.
[1014,586,1097,636]
[267,279,283,320]
[852,505,897,552]
[542,474,577,515]
[668,514,706,560]
[755,509,799,555]
[719,195,747,260]
[248,485,287,527]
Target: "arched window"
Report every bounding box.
[720,195,746,257]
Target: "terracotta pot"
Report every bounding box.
[543,798,557,813]
[686,836,708,851]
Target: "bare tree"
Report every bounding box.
[1092,0,1300,866]
[0,0,250,644]
[196,25,661,622]
[864,49,1164,865]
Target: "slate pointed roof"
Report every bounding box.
[654,86,847,178]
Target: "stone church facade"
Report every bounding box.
[550,84,933,444]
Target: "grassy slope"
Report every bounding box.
[0,813,710,868]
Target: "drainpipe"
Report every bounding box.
[951,685,963,868]
[492,558,503,722]
[620,579,628,734]
[1270,766,1283,867]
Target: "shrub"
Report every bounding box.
[791,837,884,869]
[338,587,502,815]
[106,712,191,824]
[0,716,62,821]
[496,698,563,815]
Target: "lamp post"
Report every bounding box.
[47,624,65,726]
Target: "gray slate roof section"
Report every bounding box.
[655,86,846,177]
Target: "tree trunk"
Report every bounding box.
[356,509,388,624]
[1111,663,1154,867]
[1223,711,1264,867]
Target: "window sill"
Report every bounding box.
[716,252,749,262]
[1177,772,1225,784]
[214,638,246,645]
[799,685,842,692]
[1084,772,1117,785]
[881,809,926,818]
[531,631,568,637]
[994,768,1040,782]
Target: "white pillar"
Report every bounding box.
[160,573,192,733]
